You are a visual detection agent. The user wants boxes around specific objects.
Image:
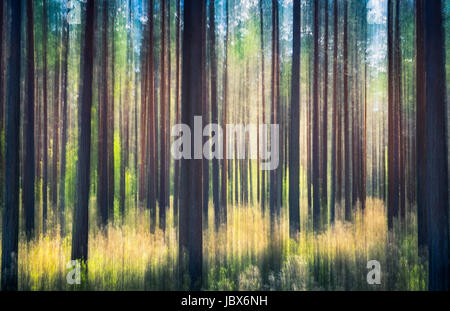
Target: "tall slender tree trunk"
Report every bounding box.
[159,0,168,231]
[343,0,350,221]
[59,8,70,237]
[259,0,266,215]
[221,0,229,225]
[52,21,61,214]
[173,0,181,226]
[330,0,338,224]
[24,0,35,240]
[289,0,301,237]
[1,0,21,291]
[98,0,109,228]
[270,0,280,228]
[422,0,449,291]
[109,1,116,223]
[42,0,49,234]
[0,0,4,217]
[202,1,209,225]
[415,0,427,251]
[147,0,156,232]
[71,0,95,265]
[209,0,220,230]
[312,0,321,230]
[387,0,399,230]
[321,0,328,214]
[179,0,205,290]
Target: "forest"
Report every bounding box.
[0,0,449,291]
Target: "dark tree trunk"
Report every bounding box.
[312,0,320,230]
[42,0,49,234]
[1,0,21,291]
[0,0,4,217]
[330,0,338,224]
[259,0,266,215]
[415,0,427,251]
[221,0,229,225]
[422,0,449,291]
[173,0,181,226]
[109,1,116,223]
[71,0,95,264]
[289,0,301,237]
[52,22,61,213]
[321,0,328,213]
[59,8,70,237]
[159,0,168,231]
[24,0,35,240]
[343,0,350,221]
[270,0,280,228]
[179,0,205,290]
[202,1,209,226]
[209,0,220,230]
[387,0,399,230]
[147,0,156,232]
[98,0,109,228]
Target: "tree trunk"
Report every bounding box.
[415,0,427,251]
[289,0,301,237]
[42,0,49,234]
[71,0,95,265]
[173,0,181,226]
[24,0,35,240]
[59,8,70,237]
[159,0,168,231]
[343,0,350,221]
[221,0,229,225]
[321,0,328,214]
[312,0,320,230]
[1,0,21,290]
[209,0,220,230]
[330,0,338,224]
[98,0,109,228]
[423,0,449,291]
[179,0,205,290]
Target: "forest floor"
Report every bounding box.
[1,198,427,290]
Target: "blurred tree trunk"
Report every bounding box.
[289,0,301,237]
[173,0,181,226]
[422,0,449,291]
[24,0,35,240]
[159,0,168,231]
[415,0,427,251]
[1,0,21,291]
[179,0,205,290]
[209,0,220,230]
[98,0,109,228]
[221,0,229,225]
[42,0,49,234]
[71,0,95,265]
[312,0,320,230]
[59,6,70,237]
[109,1,116,223]
[259,0,266,215]
[321,0,328,214]
[343,0,350,222]
[330,0,338,224]
[202,1,209,225]
[147,0,157,232]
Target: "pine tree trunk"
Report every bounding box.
[24,0,35,240]
[179,0,205,290]
[1,0,22,290]
[289,0,301,237]
[71,0,95,265]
